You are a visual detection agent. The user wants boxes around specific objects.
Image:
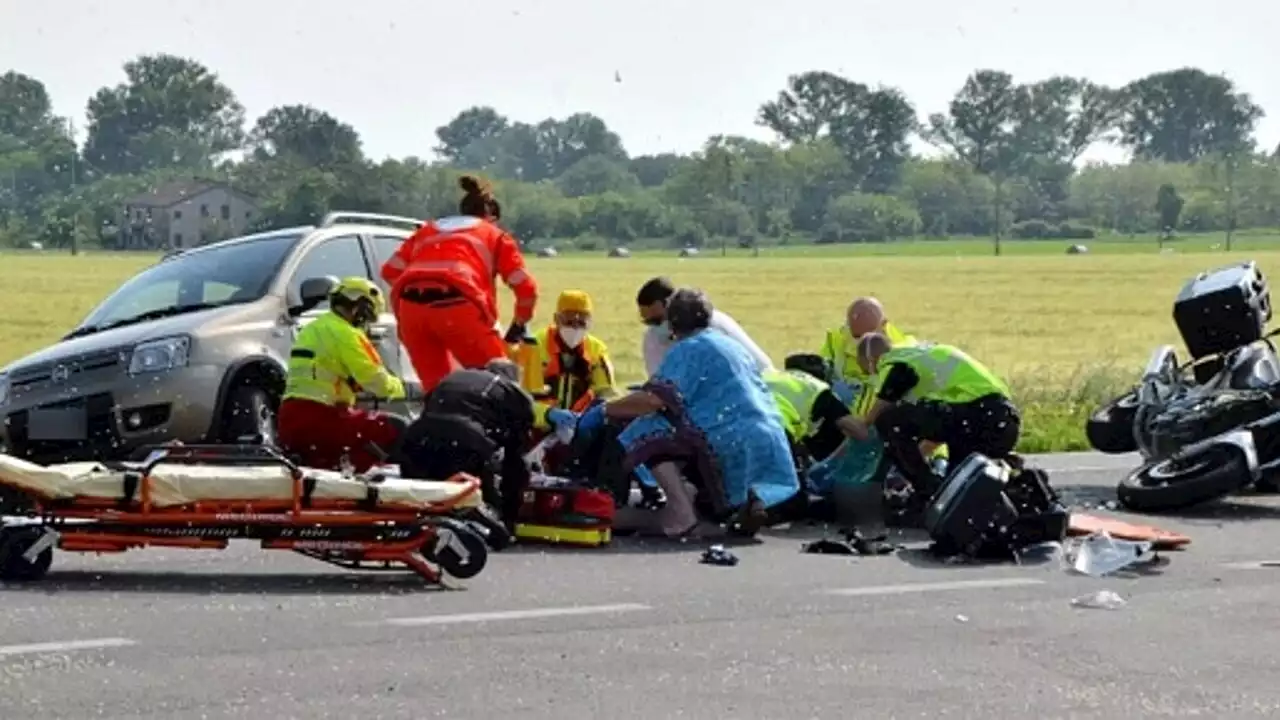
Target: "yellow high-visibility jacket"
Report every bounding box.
[519,325,618,428]
[283,311,405,406]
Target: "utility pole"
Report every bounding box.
[68,117,79,256]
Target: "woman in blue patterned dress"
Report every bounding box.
[572,288,801,538]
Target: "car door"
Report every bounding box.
[365,233,419,387]
[285,234,395,411]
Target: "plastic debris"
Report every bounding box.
[1070,589,1127,610]
[1014,541,1067,569]
[1068,532,1155,577]
[955,614,970,623]
[700,544,739,567]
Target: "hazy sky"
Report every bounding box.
[2,0,1277,164]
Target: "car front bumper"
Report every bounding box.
[0,364,224,464]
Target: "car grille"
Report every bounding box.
[10,348,127,393]
[5,392,122,463]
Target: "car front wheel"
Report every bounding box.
[217,385,278,446]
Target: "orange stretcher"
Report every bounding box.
[0,444,496,585]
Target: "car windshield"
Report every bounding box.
[72,232,302,335]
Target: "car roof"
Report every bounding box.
[161,212,422,262]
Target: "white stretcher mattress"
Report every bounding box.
[0,454,479,510]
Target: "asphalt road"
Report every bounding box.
[4,451,1280,719]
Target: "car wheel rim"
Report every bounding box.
[257,405,277,445]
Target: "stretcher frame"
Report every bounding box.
[0,444,492,585]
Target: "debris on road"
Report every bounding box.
[801,529,899,557]
[700,545,739,567]
[1067,532,1157,577]
[1070,589,1128,610]
[1014,541,1067,568]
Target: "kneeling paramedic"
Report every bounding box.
[521,289,619,430]
[763,353,853,467]
[397,361,535,536]
[517,290,626,490]
[380,175,539,392]
[278,277,408,473]
[839,333,1021,502]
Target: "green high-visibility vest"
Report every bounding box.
[763,369,829,438]
[876,342,1010,404]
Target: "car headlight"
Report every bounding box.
[0,373,9,407]
[128,336,191,375]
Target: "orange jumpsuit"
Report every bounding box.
[380,215,538,391]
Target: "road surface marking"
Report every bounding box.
[823,578,1046,597]
[1221,561,1280,570]
[0,638,137,657]
[376,603,653,627]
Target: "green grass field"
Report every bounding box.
[3,232,1278,453]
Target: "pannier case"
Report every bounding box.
[923,454,1067,558]
[924,454,1019,555]
[1173,261,1271,360]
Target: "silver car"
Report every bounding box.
[0,212,426,465]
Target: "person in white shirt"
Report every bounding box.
[635,277,774,377]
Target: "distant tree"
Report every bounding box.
[757,71,866,143]
[0,72,76,221]
[247,104,363,169]
[555,154,640,197]
[1119,68,1264,162]
[82,54,245,175]
[629,153,691,187]
[1155,183,1185,241]
[923,70,1026,254]
[434,106,509,164]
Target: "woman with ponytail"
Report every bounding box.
[380,175,539,391]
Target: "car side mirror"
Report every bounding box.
[290,276,339,317]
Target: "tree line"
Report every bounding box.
[1,54,1277,253]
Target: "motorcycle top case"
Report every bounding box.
[516,478,615,547]
[1174,261,1272,360]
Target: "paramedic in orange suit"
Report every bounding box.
[381,175,539,391]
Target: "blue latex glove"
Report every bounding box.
[576,403,607,436]
[633,464,658,488]
[545,408,577,433]
[830,379,856,406]
[806,455,839,495]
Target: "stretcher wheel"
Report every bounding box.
[0,527,54,582]
[423,519,488,580]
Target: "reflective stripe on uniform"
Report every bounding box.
[879,343,1010,404]
[407,232,495,276]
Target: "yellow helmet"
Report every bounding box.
[331,276,385,316]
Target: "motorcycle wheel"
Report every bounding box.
[1085,391,1140,454]
[1117,444,1250,512]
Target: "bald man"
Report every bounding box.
[818,297,917,413]
[837,333,1020,505]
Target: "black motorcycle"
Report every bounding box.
[1118,408,1280,512]
[1087,335,1280,460]
[1106,260,1280,511]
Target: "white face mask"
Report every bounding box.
[559,327,587,349]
